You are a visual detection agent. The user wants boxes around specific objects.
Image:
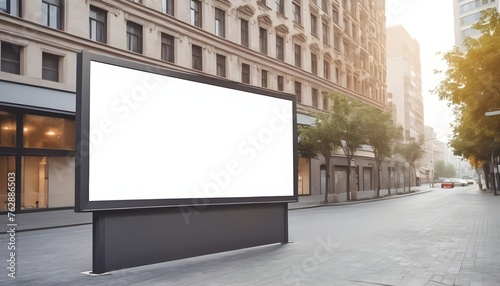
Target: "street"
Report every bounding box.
[2,185,500,285]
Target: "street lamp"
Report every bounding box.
[485,110,500,117]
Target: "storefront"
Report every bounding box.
[0,108,75,212]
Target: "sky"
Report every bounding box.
[385,0,456,142]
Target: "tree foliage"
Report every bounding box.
[299,93,401,201]
[331,94,366,201]
[433,160,457,179]
[396,140,424,192]
[433,8,500,189]
[298,104,342,203]
[361,106,403,196]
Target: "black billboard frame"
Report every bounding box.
[75,51,296,274]
[76,51,297,212]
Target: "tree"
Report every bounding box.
[298,109,342,203]
[433,160,457,179]
[433,8,500,191]
[444,163,457,178]
[396,140,424,192]
[361,106,403,196]
[434,160,446,179]
[331,94,366,201]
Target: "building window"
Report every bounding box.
[322,92,329,110]
[294,81,301,103]
[0,112,16,147]
[294,44,301,68]
[161,33,174,63]
[311,52,317,75]
[312,88,318,107]
[192,45,202,71]
[242,63,250,84]
[89,6,106,44]
[126,21,142,54]
[334,33,341,50]
[259,27,268,55]
[241,19,249,47]
[216,54,226,77]
[23,114,75,149]
[42,0,63,30]
[322,22,329,44]
[258,0,267,5]
[323,60,330,80]
[277,75,284,91]
[1,42,21,75]
[344,41,350,59]
[276,0,284,14]
[343,17,350,35]
[162,0,174,16]
[276,35,284,61]
[311,14,317,35]
[190,0,202,28]
[214,8,225,38]
[292,0,301,24]
[332,8,339,24]
[335,66,340,83]
[21,156,75,209]
[0,0,21,17]
[0,155,15,211]
[321,0,328,11]
[261,69,268,88]
[42,52,59,82]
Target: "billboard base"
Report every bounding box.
[92,203,288,274]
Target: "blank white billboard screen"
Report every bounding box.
[88,61,294,201]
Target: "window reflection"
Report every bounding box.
[23,114,75,150]
[0,111,16,147]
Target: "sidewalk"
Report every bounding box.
[288,185,434,210]
[5,185,434,232]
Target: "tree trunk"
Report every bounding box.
[476,168,483,191]
[388,166,392,195]
[483,164,491,190]
[324,155,331,203]
[408,164,412,193]
[491,151,498,195]
[376,161,381,197]
[346,157,351,201]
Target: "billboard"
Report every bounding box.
[75,52,297,211]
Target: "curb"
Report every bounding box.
[288,189,433,211]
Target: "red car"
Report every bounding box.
[441,180,455,188]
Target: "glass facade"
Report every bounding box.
[0,109,75,212]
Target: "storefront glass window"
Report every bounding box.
[21,156,74,209]
[23,114,75,150]
[0,156,16,211]
[0,111,16,147]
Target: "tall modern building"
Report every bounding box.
[386,25,424,142]
[0,0,387,211]
[453,0,499,49]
